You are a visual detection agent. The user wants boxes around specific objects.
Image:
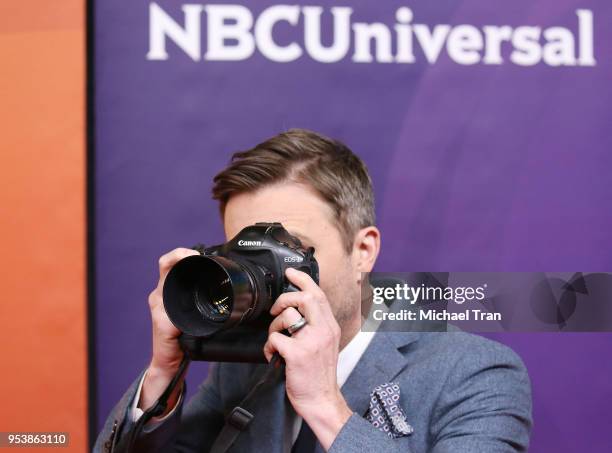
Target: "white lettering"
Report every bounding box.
[394,7,415,63]
[303,6,352,63]
[204,5,255,61]
[238,240,262,246]
[352,22,393,63]
[413,23,450,64]
[255,5,302,62]
[446,25,483,65]
[145,4,596,68]
[482,25,512,65]
[284,256,304,262]
[577,9,596,66]
[510,26,542,66]
[147,3,203,61]
[543,27,576,66]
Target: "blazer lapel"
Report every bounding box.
[312,330,420,453]
[340,330,420,417]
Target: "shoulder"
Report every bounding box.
[411,332,532,406]
[384,330,530,391]
[408,330,527,371]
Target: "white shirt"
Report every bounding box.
[131,330,376,439]
[130,369,185,432]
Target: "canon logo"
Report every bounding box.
[147,3,595,67]
[238,240,262,246]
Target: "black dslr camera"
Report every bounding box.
[163,222,319,363]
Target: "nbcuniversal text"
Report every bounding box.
[147,3,597,67]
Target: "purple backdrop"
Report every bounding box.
[95,1,612,451]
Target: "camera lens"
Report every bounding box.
[163,255,256,337]
[193,277,231,322]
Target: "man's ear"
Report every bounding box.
[352,226,381,275]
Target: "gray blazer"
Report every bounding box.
[94,330,532,452]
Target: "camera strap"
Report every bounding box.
[210,353,285,453]
[122,353,283,453]
[124,354,191,452]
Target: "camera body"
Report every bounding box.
[163,222,319,363]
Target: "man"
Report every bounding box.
[95,129,532,452]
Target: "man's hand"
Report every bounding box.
[139,248,200,418]
[264,268,353,450]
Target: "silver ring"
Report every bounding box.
[287,317,307,335]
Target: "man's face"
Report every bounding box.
[223,182,360,330]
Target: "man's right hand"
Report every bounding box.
[138,247,200,418]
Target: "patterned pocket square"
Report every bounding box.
[365,382,414,438]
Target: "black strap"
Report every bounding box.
[125,354,191,452]
[210,354,284,453]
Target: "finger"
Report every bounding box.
[148,289,163,310]
[158,248,200,282]
[268,307,305,335]
[153,302,180,333]
[263,331,293,362]
[285,268,336,320]
[285,267,323,295]
[270,290,322,321]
